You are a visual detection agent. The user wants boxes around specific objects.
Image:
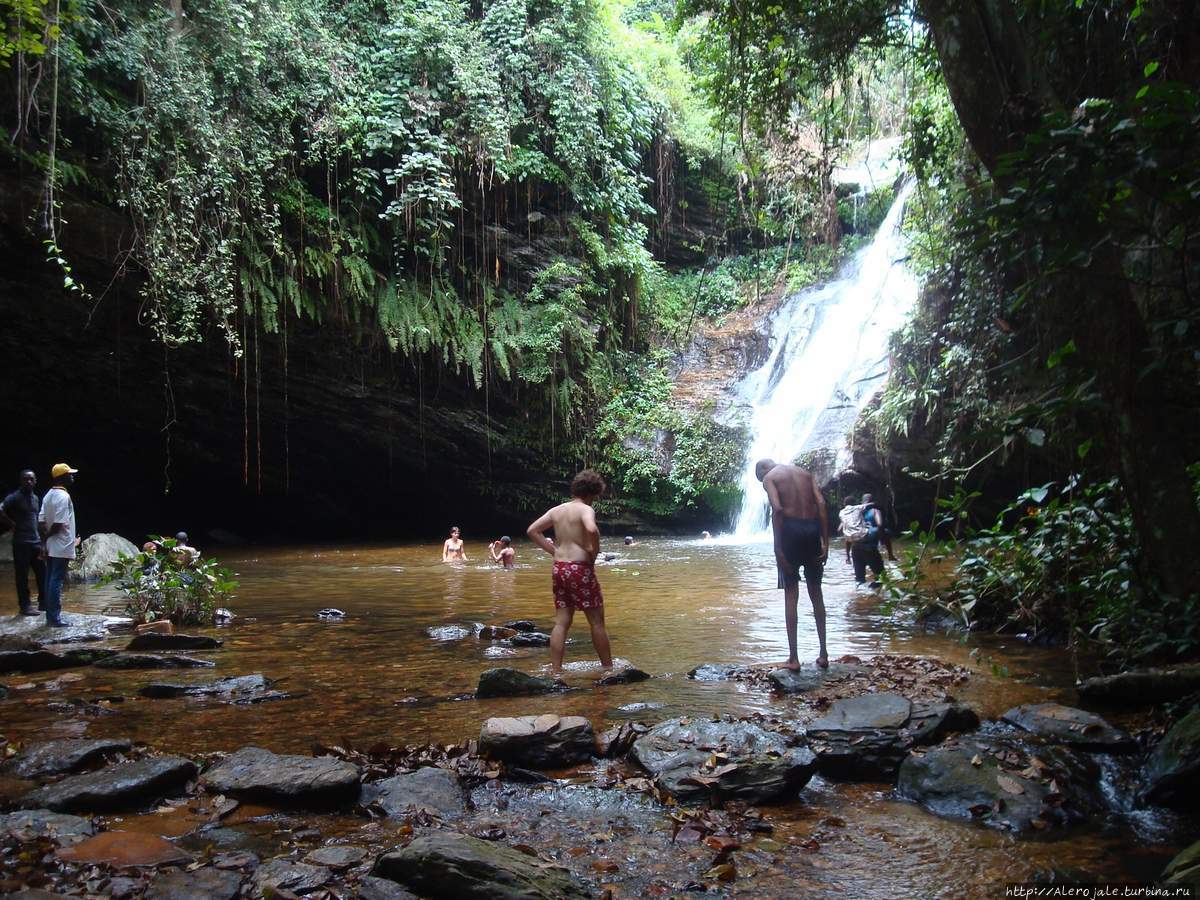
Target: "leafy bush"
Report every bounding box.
[108,538,238,627]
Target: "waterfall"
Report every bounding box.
[731,179,918,538]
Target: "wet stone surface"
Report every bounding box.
[144,866,244,900]
[1001,703,1134,752]
[202,746,362,808]
[475,667,559,699]
[361,767,466,819]
[19,756,198,813]
[479,715,595,768]
[3,738,133,779]
[96,654,215,670]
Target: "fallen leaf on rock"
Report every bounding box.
[568,847,589,858]
[996,775,1024,795]
[820,817,846,828]
[592,861,620,874]
[970,754,982,767]
[704,862,736,882]
[675,826,704,845]
[1030,818,1049,830]
[704,835,740,853]
[512,844,539,857]
[797,838,820,852]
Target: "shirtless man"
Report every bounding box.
[526,469,613,674]
[442,526,468,562]
[755,459,830,670]
[490,536,515,569]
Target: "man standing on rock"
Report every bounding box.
[526,469,613,674]
[755,459,829,670]
[38,463,79,628]
[1,469,45,616]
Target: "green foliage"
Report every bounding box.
[107,538,238,627]
[0,0,59,63]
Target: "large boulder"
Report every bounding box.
[373,831,590,899]
[361,767,466,819]
[807,694,980,781]
[19,756,197,812]
[96,653,215,670]
[897,741,1101,834]
[1077,665,1200,706]
[202,746,361,808]
[71,533,139,582]
[3,738,133,779]
[127,633,222,651]
[1142,708,1200,809]
[1001,703,1133,752]
[0,647,117,674]
[631,717,817,804]
[479,715,595,768]
[476,668,559,699]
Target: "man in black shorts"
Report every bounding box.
[756,458,830,669]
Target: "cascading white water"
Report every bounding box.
[731,179,918,538]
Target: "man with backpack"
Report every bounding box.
[840,493,896,587]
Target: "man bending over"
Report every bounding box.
[526,470,614,674]
[756,458,829,669]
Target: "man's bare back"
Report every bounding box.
[527,499,599,563]
[763,464,823,519]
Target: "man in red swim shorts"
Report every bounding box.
[526,469,614,674]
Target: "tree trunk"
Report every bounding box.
[920,0,1200,599]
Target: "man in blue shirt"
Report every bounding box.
[1,470,45,616]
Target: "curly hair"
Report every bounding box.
[570,469,606,499]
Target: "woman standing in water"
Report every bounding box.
[442,526,468,562]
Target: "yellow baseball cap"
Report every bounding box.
[51,463,79,478]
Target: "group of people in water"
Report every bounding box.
[437,460,893,676]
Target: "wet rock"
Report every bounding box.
[478,625,519,640]
[135,620,174,636]
[427,624,473,641]
[0,636,43,651]
[203,746,361,808]
[316,608,346,620]
[72,533,139,582]
[58,830,192,867]
[126,633,222,651]
[3,738,133,778]
[358,875,420,900]
[1077,665,1200,706]
[212,849,260,870]
[0,613,123,645]
[19,755,197,812]
[476,668,559,699]
[1001,703,1134,752]
[594,666,650,686]
[688,663,748,682]
[479,715,595,768]
[897,742,1100,834]
[304,844,368,870]
[0,647,117,674]
[768,662,861,694]
[595,722,648,758]
[631,717,818,804]
[96,653,215,670]
[145,866,243,900]
[361,767,465,819]
[807,695,979,781]
[0,890,72,900]
[140,674,285,703]
[1142,708,1200,809]
[373,830,589,899]
[1164,839,1200,890]
[252,858,330,896]
[0,809,95,842]
[510,631,552,647]
[500,620,539,633]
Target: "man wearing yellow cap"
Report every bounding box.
[37,463,79,627]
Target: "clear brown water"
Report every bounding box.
[1,538,1191,896]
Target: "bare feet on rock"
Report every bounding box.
[777,659,802,671]
[815,655,829,670]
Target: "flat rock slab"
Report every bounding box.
[632,717,817,804]
[688,663,751,682]
[96,654,215,670]
[897,741,1101,834]
[806,695,980,781]
[253,859,330,895]
[0,613,125,646]
[358,875,420,900]
[374,831,589,899]
[203,746,361,808]
[479,715,595,768]
[1001,703,1133,752]
[140,674,285,704]
[145,866,244,900]
[0,647,117,674]
[126,633,222,651]
[768,663,862,694]
[362,767,465,819]
[0,809,95,842]
[4,738,133,779]
[476,668,559,699]
[304,844,368,869]
[509,631,552,647]
[1078,665,1200,705]
[595,666,650,686]
[20,755,197,813]
[1142,708,1200,809]
[57,830,193,867]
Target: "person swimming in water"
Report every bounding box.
[442,526,468,562]
[490,535,515,569]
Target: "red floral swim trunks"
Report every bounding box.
[552,560,604,610]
